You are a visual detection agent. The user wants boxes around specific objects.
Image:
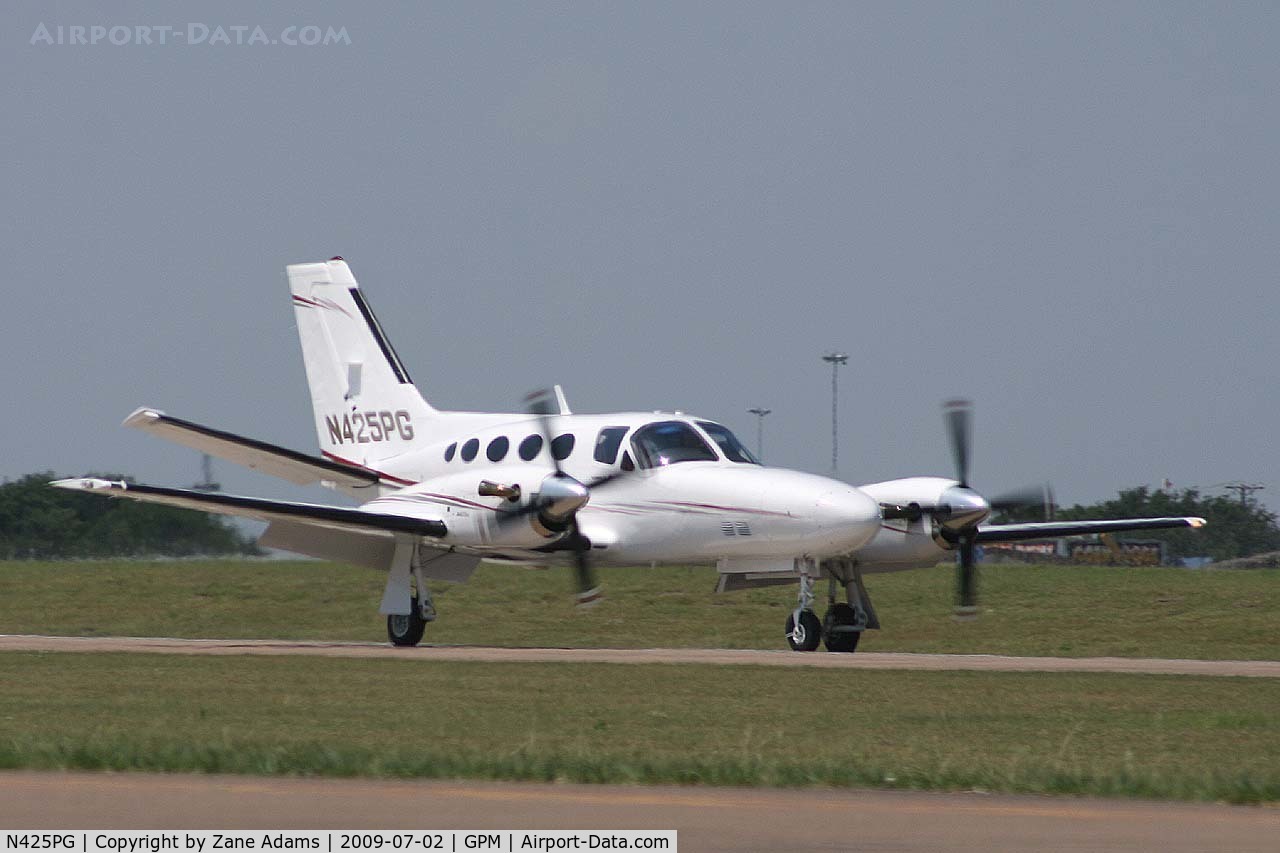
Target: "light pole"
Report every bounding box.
[821,352,848,476]
[747,407,771,461]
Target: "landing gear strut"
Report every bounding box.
[785,559,822,651]
[783,557,879,653]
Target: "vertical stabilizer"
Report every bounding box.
[287,258,436,467]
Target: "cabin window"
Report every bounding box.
[486,436,510,462]
[518,434,543,461]
[551,433,576,461]
[630,420,718,468]
[593,426,629,464]
[444,442,457,462]
[460,438,480,462]
[696,421,759,464]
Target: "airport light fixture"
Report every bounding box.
[821,352,849,476]
[747,407,772,462]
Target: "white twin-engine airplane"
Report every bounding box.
[54,258,1206,652]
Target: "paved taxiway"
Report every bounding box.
[2,772,1277,851]
[2,634,1278,676]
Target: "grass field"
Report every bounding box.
[0,559,1277,659]
[2,560,1278,802]
[1,651,1277,803]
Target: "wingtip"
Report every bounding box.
[1188,517,1207,528]
[122,406,164,428]
[50,477,124,492]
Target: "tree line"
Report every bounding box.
[0,473,260,559]
[1,472,1276,563]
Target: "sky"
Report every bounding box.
[4,1,1278,512]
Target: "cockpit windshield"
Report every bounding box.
[631,420,719,468]
[697,421,759,464]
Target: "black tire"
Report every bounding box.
[823,603,862,653]
[387,598,426,647]
[785,609,822,651]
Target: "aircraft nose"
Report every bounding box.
[814,486,882,552]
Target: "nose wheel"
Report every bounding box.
[785,609,822,651]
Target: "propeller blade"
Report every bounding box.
[585,470,628,491]
[524,388,564,477]
[989,483,1056,519]
[955,532,979,620]
[943,399,972,488]
[569,519,603,608]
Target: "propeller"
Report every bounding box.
[496,389,605,607]
[882,400,1055,620]
[943,401,1060,618]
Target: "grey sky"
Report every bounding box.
[4,1,1277,512]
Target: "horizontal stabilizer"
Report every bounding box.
[124,407,382,496]
[977,516,1206,543]
[50,478,446,539]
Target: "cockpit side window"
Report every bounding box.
[593,426,629,464]
[697,421,759,464]
[630,420,719,469]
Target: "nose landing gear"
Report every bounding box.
[783,557,879,653]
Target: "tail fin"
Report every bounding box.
[287,258,437,467]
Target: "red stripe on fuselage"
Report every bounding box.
[654,500,792,518]
[321,451,418,487]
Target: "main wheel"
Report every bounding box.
[785,609,822,651]
[387,598,427,647]
[823,603,862,653]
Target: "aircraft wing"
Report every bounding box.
[976,516,1206,543]
[50,478,446,539]
[123,407,384,496]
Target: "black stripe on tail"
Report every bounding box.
[348,287,413,385]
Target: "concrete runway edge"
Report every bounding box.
[2,634,1278,676]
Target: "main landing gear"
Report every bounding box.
[785,557,879,653]
[386,556,438,647]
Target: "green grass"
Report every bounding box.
[0,652,1277,803]
[1,560,1276,659]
